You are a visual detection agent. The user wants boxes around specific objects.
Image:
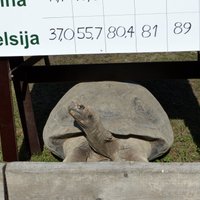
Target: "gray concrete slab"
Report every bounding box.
[5,162,200,200]
[0,163,5,200]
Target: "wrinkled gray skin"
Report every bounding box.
[67,101,151,162]
[43,81,174,162]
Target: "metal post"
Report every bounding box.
[0,59,18,161]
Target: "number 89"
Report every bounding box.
[173,22,192,35]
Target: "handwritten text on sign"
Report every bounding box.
[0,0,199,56]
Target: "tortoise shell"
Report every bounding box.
[43,81,174,160]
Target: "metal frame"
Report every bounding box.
[0,56,200,161]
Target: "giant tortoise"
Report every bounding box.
[43,81,174,162]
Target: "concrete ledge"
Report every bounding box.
[4,162,200,200]
[0,164,5,200]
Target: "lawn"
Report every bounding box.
[1,52,200,162]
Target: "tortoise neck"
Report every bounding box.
[83,118,116,159]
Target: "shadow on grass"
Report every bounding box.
[19,79,200,161]
[138,80,200,149]
[31,82,77,145]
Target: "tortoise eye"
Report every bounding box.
[88,114,93,119]
[78,105,85,110]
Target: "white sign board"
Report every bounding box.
[0,0,199,56]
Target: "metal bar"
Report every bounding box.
[10,57,41,157]
[13,61,200,83]
[0,59,18,161]
[21,82,41,154]
[44,56,50,66]
[18,56,48,67]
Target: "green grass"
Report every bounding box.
[1,52,200,162]
[158,119,200,162]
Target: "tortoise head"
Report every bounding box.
[68,101,96,129]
